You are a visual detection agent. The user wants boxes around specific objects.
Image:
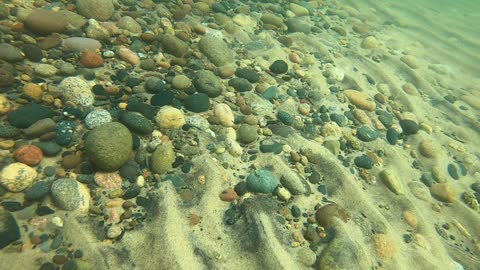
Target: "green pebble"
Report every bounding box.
[246,169,279,193]
[447,163,459,180]
[356,126,378,142]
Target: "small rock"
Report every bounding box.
[399,119,419,135]
[430,183,456,203]
[51,178,90,211]
[193,70,222,97]
[228,78,252,92]
[32,141,62,156]
[160,34,189,57]
[237,124,258,144]
[119,111,153,135]
[0,210,20,249]
[14,145,43,166]
[198,35,234,66]
[80,50,103,68]
[171,75,192,90]
[269,60,288,74]
[276,187,291,201]
[24,181,51,201]
[24,9,67,35]
[380,169,404,194]
[211,103,234,127]
[400,55,419,69]
[315,204,350,229]
[403,210,418,228]
[34,63,58,77]
[117,46,139,65]
[22,83,43,101]
[63,37,102,52]
[356,126,379,142]
[418,140,435,158]
[220,188,237,202]
[21,44,43,62]
[23,118,56,138]
[84,109,112,129]
[58,77,94,106]
[344,90,376,111]
[183,93,210,113]
[77,0,114,21]
[246,169,279,194]
[94,171,123,190]
[118,16,141,33]
[155,106,186,129]
[373,234,397,260]
[0,162,38,192]
[361,36,378,49]
[354,154,374,169]
[151,142,175,174]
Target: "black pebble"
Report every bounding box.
[399,119,419,135]
[234,181,248,196]
[21,44,43,62]
[36,205,55,216]
[1,201,24,212]
[269,60,288,74]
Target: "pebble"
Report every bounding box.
[117,46,139,65]
[94,172,123,190]
[160,34,189,57]
[228,78,253,92]
[418,140,435,158]
[118,16,142,33]
[34,63,58,77]
[237,124,258,144]
[184,93,210,113]
[246,169,279,194]
[80,50,103,68]
[151,142,176,174]
[403,210,418,228]
[14,145,43,166]
[259,139,283,154]
[0,162,38,192]
[447,164,459,180]
[212,103,235,127]
[0,69,15,88]
[32,141,62,156]
[380,169,404,194]
[361,36,378,49]
[400,55,419,69]
[296,248,316,267]
[235,68,260,83]
[269,60,289,74]
[22,83,43,101]
[315,204,350,229]
[21,44,43,62]
[193,70,222,97]
[198,35,234,66]
[155,106,186,129]
[63,37,102,53]
[51,178,90,211]
[276,187,291,201]
[171,75,192,90]
[119,111,153,135]
[373,234,397,259]
[24,9,67,35]
[220,188,237,202]
[107,225,122,238]
[354,154,374,169]
[399,119,419,135]
[430,183,456,203]
[261,14,284,28]
[24,181,51,201]
[0,210,20,248]
[58,77,94,106]
[386,128,399,145]
[344,90,376,111]
[84,122,132,171]
[84,109,112,129]
[356,126,379,142]
[0,96,11,115]
[23,118,55,138]
[77,0,114,21]
[9,104,54,128]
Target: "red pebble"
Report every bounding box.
[80,50,103,68]
[14,145,43,166]
[219,188,238,202]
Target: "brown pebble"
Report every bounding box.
[217,66,235,78]
[22,83,43,101]
[56,168,67,177]
[374,93,388,104]
[373,234,397,259]
[193,25,206,34]
[402,210,418,228]
[430,183,456,203]
[80,50,103,68]
[39,131,56,141]
[189,213,200,226]
[52,255,67,265]
[240,105,252,115]
[291,152,301,162]
[30,236,42,245]
[219,188,237,202]
[315,204,350,229]
[14,145,43,166]
[122,201,135,209]
[121,209,133,220]
[61,154,82,169]
[244,115,257,125]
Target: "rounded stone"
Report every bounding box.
[356,126,379,142]
[386,128,399,145]
[418,140,435,158]
[151,143,175,174]
[0,95,12,115]
[80,50,103,68]
[77,0,114,21]
[160,34,189,57]
[63,37,102,52]
[58,77,94,106]
[14,145,43,166]
[50,178,90,211]
[117,16,141,33]
[24,9,68,35]
[0,68,15,88]
[171,75,192,90]
[184,93,210,113]
[235,68,260,83]
[237,124,258,144]
[344,90,376,111]
[269,60,288,74]
[220,188,237,202]
[21,44,43,62]
[84,122,133,171]
[228,78,252,92]
[354,154,374,169]
[155,106,186,129]
[193,70,222,97]
[94,171,123,190]
[84,109,112,129]
[0,44,23,63]
[7,103,55,129]
[0,163,37,192]
[24,181,51,201]
[361,36,378,49]
[399,119,419,135]
[246,169,279,194]
[119,111,153,135]
[315,204,350,229]
[198,35,234,66]
[144,77,164,93]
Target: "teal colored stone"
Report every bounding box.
[0,122,20,138]
[448,164,459,180]
[356,126,378,142]
[377,111,393,128]
[246,169,279,193]
[33,141,62,156]
[259,139,283,154]
[277,111,294,125]
[386,128,398,145]
[330,113,347,127]
[262,86,277,101]
[420,173,434,187]
[354,154,373,169]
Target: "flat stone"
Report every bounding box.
[24,9,67,35]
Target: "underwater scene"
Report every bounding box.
[0,0,479,269]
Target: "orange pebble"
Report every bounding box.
[80,50,103,68]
